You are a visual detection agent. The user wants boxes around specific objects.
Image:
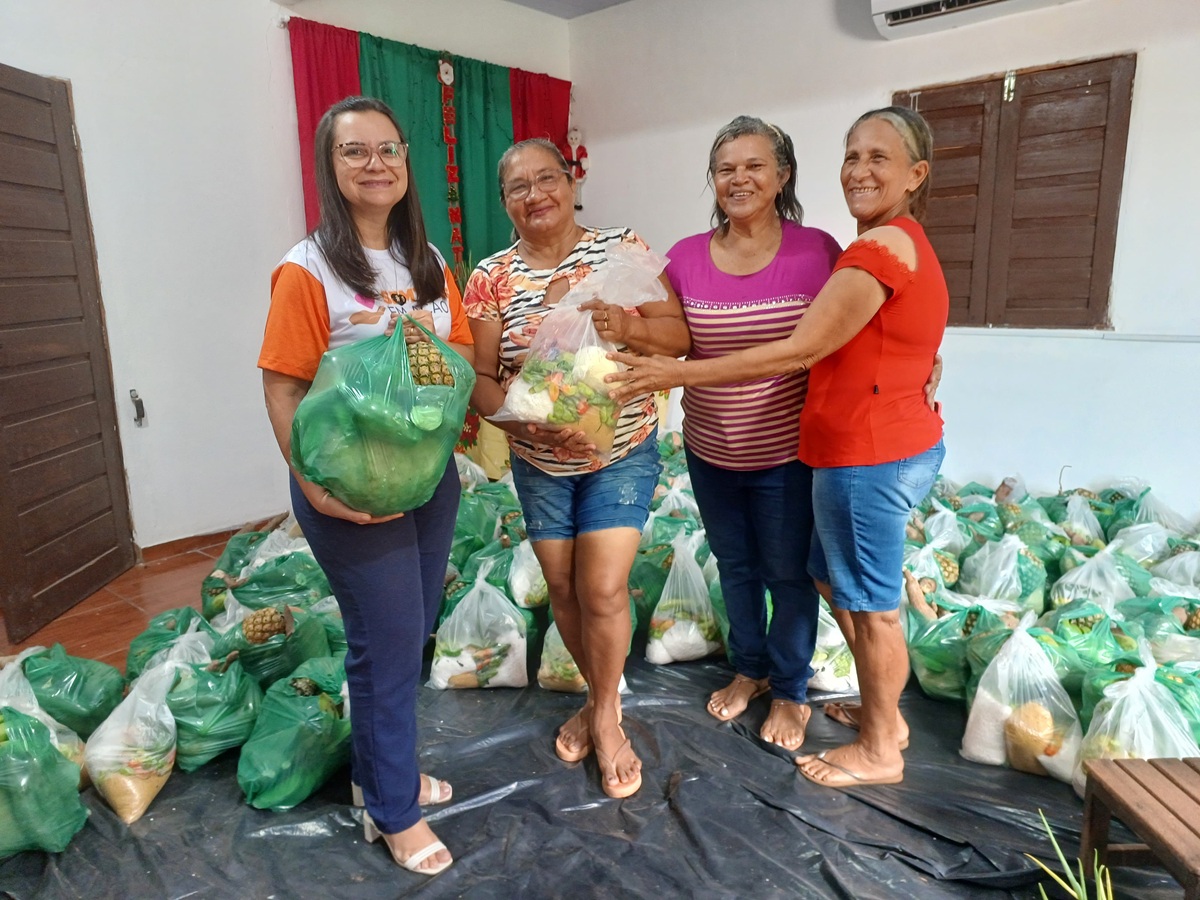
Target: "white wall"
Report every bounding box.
[569,0,1200,522]
[0,0,565,547]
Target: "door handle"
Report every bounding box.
[130,389,146,427]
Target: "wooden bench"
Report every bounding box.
[1079,757,1200,900]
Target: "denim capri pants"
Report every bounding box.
[808,439,945,613]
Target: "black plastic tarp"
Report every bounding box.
[0,653,1183,899]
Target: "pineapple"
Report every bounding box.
[933,549,960,586]
[242,606,288,644]
[290,676,322,696]
[408,341,455,386]
[1186,605,1200,632]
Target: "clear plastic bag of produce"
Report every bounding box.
[509,538,549,609]
[1104,480,1193,541]
[958,534,1047,615]
[21,644,125,741]
[84,663,177,824]
[0,650,85,778]
[1059,494,1106,548]
[1048,547,1136,609]
[903,542,959,594]
[965,623,1085,710]
[490,242,667,463]
[209,598,331,689]
[809,601,858,693]
[0,707,89,857]
[537,621,588,693]
[646,533,722,665]
[290,317,476,516]
[961,612,1082,782]
[430,560,528,689]
[455,451,489,490]
[461,536,516,595]
[1151,548,1200,589]
[236,656,350,811]
[923,501,969,557]
[1073,647,1200,798]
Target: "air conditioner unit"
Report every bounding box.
[871,0,1085,40]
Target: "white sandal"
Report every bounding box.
[361,810,452,876]
[352,774,453,811]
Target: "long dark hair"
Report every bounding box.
[707,115,803,233]
[846,106,935,222]
[312,96,444,306]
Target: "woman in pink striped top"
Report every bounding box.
[665,116,841,749]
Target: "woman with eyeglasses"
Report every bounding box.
[463,138,689,799]
[259,96,472,875]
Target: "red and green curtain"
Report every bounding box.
[287,18,571,276]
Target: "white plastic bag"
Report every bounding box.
[1073,647,1200,798]
[430,560,528,689]
[454,452,488,489]
[84,664,178,824]
[958,534,1046,614]
[490,242,668,463]
[961,612,1081,782]
[1061,494,1105,547]
[809,603,859,693]
[1049,548,1136,609]
[1108,523,1172,566]
[1151,549,1200,590]
[924,503,969,556]
[646,533,722,664]
[508,538,549,609]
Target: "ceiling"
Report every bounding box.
[498,0,635,19]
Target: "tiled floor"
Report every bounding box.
[0,531,236,673]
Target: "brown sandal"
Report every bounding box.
[595,728,642,799]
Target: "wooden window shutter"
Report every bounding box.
[895,54,1134,329]
[895,80,1003,326]
[987,56,1135,327]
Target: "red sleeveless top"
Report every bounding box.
[797,216,947,468]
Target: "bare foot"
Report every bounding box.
[760,699,811,751]
[795,741,904,787]
[381,818,453,873]
[592,703,641,797]
[555,701,593,762]
[823,702,910,749]
[707,674,769,721]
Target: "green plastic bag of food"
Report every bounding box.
[0,651,86,779]
[905,590,1012,702]
[210,600,332,689]
[309,596,348,655]
[451,490,499,572]
[628,542,674,629]
[21,645,124,740]
[290,318,476,516]
[0,707,89,857]
[237,656,350,811]
[168,653,264,773]
[226,552,331,613]
[461,537,516,593]
[1039,599,1135,670]
[126,607,220,681]
[201,531,271,618]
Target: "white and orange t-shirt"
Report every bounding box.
[258,237,472,381]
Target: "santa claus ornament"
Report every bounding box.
[564,126,589,211]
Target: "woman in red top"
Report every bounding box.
[609,106,946,788]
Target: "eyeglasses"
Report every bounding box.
[503,170,567,202]
[334,141,408,168]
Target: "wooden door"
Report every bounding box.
[0,61,135,643]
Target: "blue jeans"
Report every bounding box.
[289,459,459,834]
[510,431,660,541]
[685,448,819,704]
[809,440,946,613]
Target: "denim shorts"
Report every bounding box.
[808,439,946,613]
[510,431,661,541]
